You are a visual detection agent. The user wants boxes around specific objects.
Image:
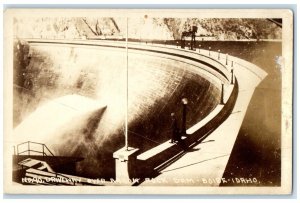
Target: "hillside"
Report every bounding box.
[14,17,281,41]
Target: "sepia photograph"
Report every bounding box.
[3,9,293,194]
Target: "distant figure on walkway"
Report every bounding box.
[170,113,179,143]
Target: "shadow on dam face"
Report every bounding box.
[13,40,221,178]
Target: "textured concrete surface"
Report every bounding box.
[13,40,223,178]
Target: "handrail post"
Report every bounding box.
[226,54,228,65]
[221,83,225,105]
[231,69,234,84]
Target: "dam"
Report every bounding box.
[12,39,266,185]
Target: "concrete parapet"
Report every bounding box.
[113,147,139,184]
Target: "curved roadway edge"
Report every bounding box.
[140,48,268,186]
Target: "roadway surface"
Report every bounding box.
[139,46,267,187]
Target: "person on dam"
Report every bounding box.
[171,113,187,150]
[170,113,179,143]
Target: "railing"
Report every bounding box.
[15,141,55,157]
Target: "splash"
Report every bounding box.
[13,94,107,152]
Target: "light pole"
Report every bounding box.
[209,47,211,56]
[199,44,201,53]
[177,41,179,48]
[181,98,188,135]
[125,17,129,151]
[218,49,220,60]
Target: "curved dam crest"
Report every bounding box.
[13,40,225,178]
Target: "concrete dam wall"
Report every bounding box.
[13,40,223,178]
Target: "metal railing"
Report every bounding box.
[15,141,55,157]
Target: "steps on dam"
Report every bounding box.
[14,155,106,186]
[18,158,54,172]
